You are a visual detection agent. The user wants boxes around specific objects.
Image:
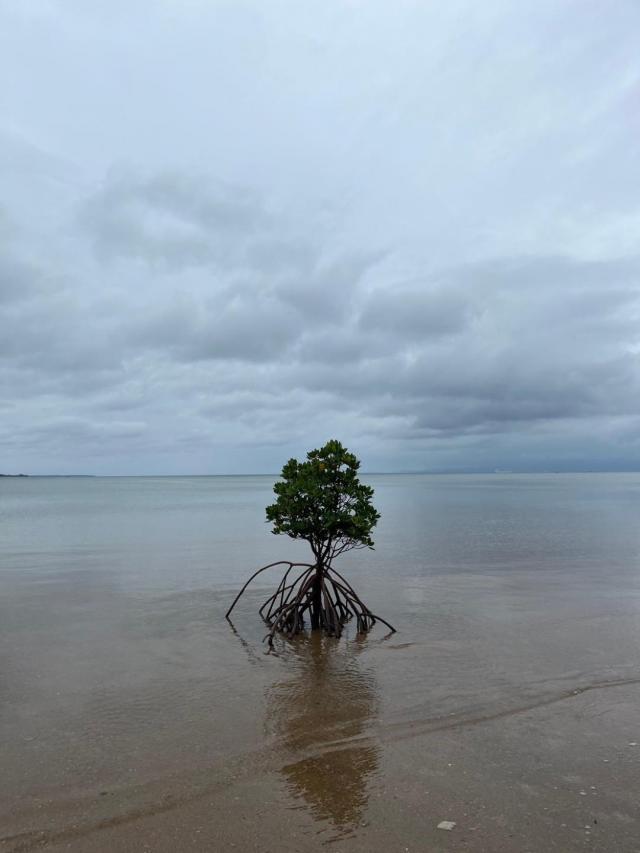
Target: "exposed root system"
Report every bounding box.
[225,561,396,646]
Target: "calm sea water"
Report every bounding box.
[2,473,640,846]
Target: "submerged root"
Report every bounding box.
[225,561,396,647]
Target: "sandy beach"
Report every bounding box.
[3,653,639,852]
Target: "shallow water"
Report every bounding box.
[2,473,640,848]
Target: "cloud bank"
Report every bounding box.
[1,0,639,473]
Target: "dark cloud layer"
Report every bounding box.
[1,1,640,473]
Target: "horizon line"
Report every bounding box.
[4,469,640,478]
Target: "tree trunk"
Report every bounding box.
[310,563,323,629]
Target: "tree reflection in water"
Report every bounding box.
[265,633,380,839]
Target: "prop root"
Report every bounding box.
[226,561,396,646]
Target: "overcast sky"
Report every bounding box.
[1,0,640,474]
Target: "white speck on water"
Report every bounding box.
[437,821,456,831]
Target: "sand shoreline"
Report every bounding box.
[3,679,639,853]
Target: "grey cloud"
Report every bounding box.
[0,255,41,304]
[179,298,301,363]
[0,282,124,373]
[82,171,269,270]
[292,328,377,366]
[280,255,640,438]
[2,1,640,473]
[245,239,316,274]
[135,283,309,364]
[359,281,478,340]
[274,252,385,321]
[0,412,147,451]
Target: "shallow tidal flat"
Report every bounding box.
[1,474,640,851]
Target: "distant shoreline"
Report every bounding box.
[3,471,640,479]
[0,474,96,478]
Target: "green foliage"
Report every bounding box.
[265,439,380,562]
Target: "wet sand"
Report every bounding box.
[3,645,639,852]
[2,475,640,850]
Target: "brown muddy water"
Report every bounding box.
[1,474,640,852]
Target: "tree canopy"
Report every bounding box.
[265,439,380,564]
